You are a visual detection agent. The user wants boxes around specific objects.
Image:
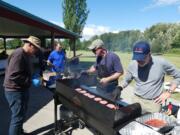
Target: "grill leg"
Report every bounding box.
[54,94,58,132]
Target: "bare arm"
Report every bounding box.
[100,72,123,84]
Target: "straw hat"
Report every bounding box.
[23,36,41,49]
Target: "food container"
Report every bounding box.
[136,113,176,132]
[119,121,161,135]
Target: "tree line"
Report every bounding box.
[1,23,180,54]
[1,0,180,55]
[79,23,180,54]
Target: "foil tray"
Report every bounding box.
[169,126,180,135]
[136,113,176,131]
[119,121,161,135]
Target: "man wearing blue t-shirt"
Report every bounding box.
[87,39,124,100]
[47,42,66,73]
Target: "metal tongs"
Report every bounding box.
[113,86,123,108]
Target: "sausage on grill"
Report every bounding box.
[99,100,108,105]
[94,97,102,102]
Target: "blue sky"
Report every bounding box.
[3,0,180,39]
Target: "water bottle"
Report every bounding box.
[177,104,180,125]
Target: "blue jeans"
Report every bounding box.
[5,89,29,135]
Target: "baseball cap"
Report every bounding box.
[132,41,150,61]
[88,39,104,50]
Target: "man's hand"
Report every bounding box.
[99,72,122,85]
[100,77,109,84]
[87,66,96,73]
[154,91,171,104]
[47,60,53,66]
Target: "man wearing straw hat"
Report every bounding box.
[3,36,41,135]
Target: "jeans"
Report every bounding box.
[5,89,29,135]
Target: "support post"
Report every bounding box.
[3,37,6,53]
[51,32,55,51]
[72,38,76,57]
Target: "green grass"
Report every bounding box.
[163,54,180,69]
[77,50,180,72]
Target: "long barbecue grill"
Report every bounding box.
[52,73,178,135]
[54,74,142,135]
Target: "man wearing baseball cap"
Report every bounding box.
[87,39,124,100]
[118,41,180,113]
[3,36,41,135]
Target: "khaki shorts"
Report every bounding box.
[132,94,161,113]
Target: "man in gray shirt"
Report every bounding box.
[119,41,180,113]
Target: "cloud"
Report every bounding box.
[111,30,120,34]
[48,21,120,40]
[142,0,180,11]
[82,24,111,40]
[154,0,180,6]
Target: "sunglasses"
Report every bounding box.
[92,49,96,54]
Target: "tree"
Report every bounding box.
[171,24,180,48]
[79,23,180,53]
[144,23,175,53]
[172,33,180,48]
[62,0,89,51]
[7,39,22,49]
